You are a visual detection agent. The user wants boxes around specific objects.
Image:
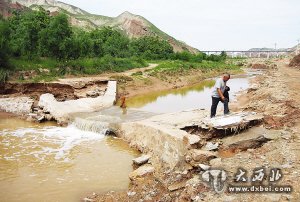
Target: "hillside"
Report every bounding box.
[9,0,199,53]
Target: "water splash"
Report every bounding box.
[0,125,106,161]
[73,117,110,134]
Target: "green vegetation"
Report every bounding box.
[0,7,229,82]
[149,60,237,75]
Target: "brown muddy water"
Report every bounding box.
[123,76,252,113]
[0,115,139,202]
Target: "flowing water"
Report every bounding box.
[0,115,139,202]
[0,71,257,202]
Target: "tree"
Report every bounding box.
[39,13,72,59]
[220,51,227,60]
[129,36,173,59]
[0,19,10,68]
[89,27,130,58]
[9,7,50,58]
[73,30,93,58]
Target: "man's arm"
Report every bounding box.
[217,88,225,100]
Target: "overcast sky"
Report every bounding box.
[60,0,300,51]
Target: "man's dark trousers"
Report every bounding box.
[210,96,229,118]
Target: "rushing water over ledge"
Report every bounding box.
[0,115,139,202]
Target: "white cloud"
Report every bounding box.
[60,0,300,50]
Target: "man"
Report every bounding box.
[210,73,230,118]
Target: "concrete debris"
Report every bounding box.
[199,164,210,171]
[38,81,116,124]
[0,97,34,115]
[132,155,151,166]
[186,134,201,145]
[205,142,219,151]
[187,149,216,165]
[129,165,155,180]
[202,112,263,130]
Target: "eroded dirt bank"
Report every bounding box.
[0,80,109,122]
[85,58,300,202]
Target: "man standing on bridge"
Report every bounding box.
[210,73,230,118]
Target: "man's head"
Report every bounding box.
[222,73,230,82]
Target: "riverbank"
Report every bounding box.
[0,59,242,123]
[52,59,243,100]
[85,58,300,202]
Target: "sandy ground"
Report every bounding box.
[85,58,300,202]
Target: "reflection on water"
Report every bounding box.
[123,77,249,113]
[0,116,139,202]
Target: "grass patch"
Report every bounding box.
[7,56,148,82]
[0,69,10,82]
[149,60,241,77]
[10,57,58,71]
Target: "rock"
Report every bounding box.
[37,115,45,122]
[0,97,34,115]
[168,180,187,191]
[185,155,192,162]
[129,165,154,180]
[86,90,99,98]
[226,135,271,151]
[72,81,86,89]
[132,155,151,166]
[127,191,136,196]
[188,149,216,162]
[205,142,219,151]
[186,134,201,145]
[199,164,210,171]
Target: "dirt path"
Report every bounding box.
[122,63,158,76]
[53,63,158,85]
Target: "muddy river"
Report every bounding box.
[125,75,251,113]
[0,72,255,202]
[0,116,139,202]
